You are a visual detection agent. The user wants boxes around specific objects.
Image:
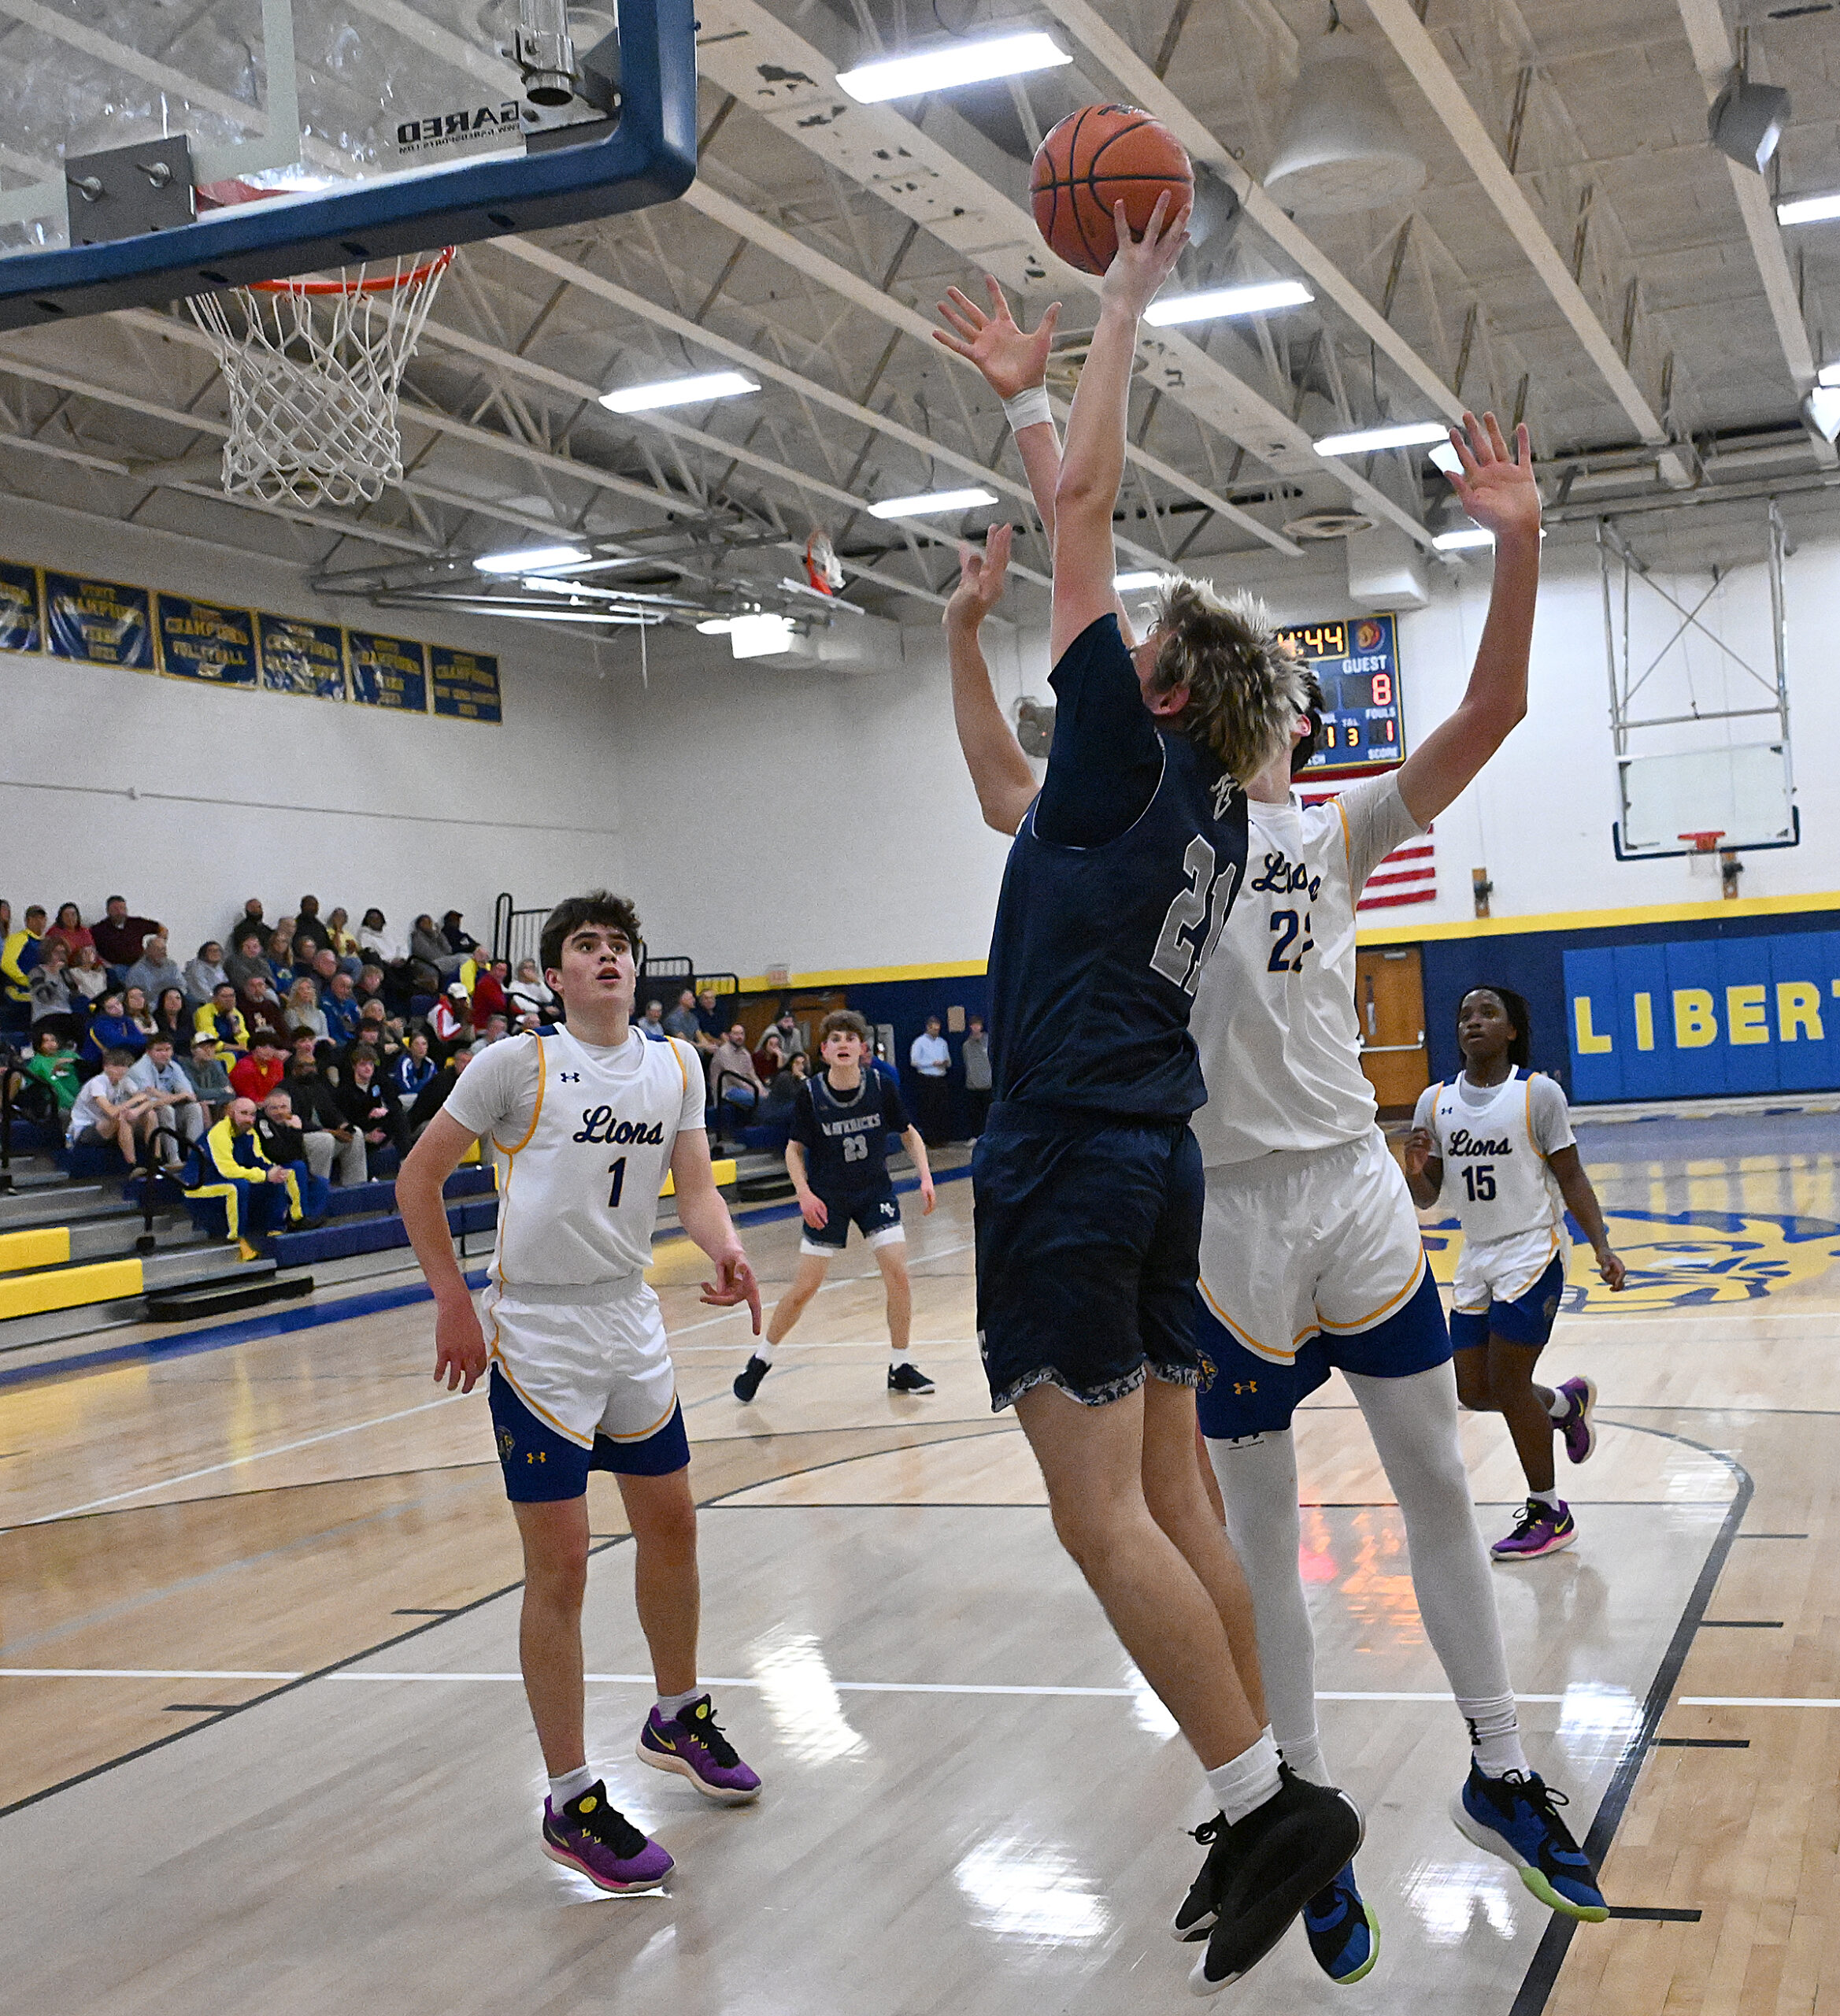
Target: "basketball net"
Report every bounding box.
[805,528,845,597]
[187,248,454,509]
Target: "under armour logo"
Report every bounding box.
[560,1072,581,1082]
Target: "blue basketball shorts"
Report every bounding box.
[973,1102,1204,1413]
[1449,1251,1567,1351]
[488,1365,689,1501]
[801,1187,902,1255]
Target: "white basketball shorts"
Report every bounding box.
[483,1273,678,1450]
[1451,1224,1568,1317]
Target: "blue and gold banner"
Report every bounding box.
[430,643,502,722]
[257,613,346,699]
[1566,932,1840,1099]
[0,560,40,652]
[45,571,153,670]
[348,630,428,712]
[156,594,257,686]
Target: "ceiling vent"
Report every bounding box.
[1264,33,1427,216]
[1282,510,1376,540]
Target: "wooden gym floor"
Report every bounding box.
[3,1110,1839,2015]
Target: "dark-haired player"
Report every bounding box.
[1405,986,1625,1559]
[733,1008,935,1403]
[398,892,764,1896]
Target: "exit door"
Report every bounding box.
[1354,946,1430,1115]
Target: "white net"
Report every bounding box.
[187,249,454,508]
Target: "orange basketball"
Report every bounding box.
[1030,105,1194,275]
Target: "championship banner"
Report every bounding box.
[347,629,428,712]
[0,560,40,653]
[155,594,257,687]
[430,643,502,722]
[257,613,347,700]
[44,571,154,670]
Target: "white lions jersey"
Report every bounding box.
[442,1025,705,1287]
[1189,773,1420,1167]
[1415,1068,1572,1245]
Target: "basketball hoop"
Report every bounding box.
[187,247,455,508]
[1679,830,1727,854]
[804,529,845,597]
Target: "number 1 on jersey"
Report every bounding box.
[607,1158,627,1207]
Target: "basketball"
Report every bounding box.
[1030,105,1194,275]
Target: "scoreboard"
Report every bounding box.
[1277,613,1404,779]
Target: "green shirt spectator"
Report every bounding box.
[24,1034,80,1115]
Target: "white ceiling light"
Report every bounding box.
[837,31,1071,103]
[1817,362,1840,389]
[1314,421,1449,456]
[1806,386,1840,443]
[1264,33,1427,216]
[729,613,796,658]
[598,369,759,413]
[1427,441,1464,476]
[1432,526,1494,550]
[866,486,997,518]
[1778,191,1840,226]
[1144,280,1313,327]
[1113,570,1164,591]
[474,543,588,573]
[696,617,735,635]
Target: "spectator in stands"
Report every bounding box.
[393,1028,437,1106]
[663,988,700,1043]
[195,1097,304,1241]
[752,1028,787,1082]
[710,1022,767,1139]
[284,976,327,1042]
[126,934,185,1006]
[122,985,158,1043]
[442,910,479,963]
[255,1091,331,1219]
[322,970,362,1046]
[472,958,510,1026]
[185,941,229,1006]
[639,999,668,1042]
[280,1055,366,1186]
[224,924,272,997]
[337,1049,407,1175]
[406,1042,472,1142]
[354,998,395,1057]
[268,925,301,993]
[229,896,264,936]
[961,1013,991,1139]
[324,907,364,976]
[694,988,725,1054]
[231,1029,286,1103]
[358,908,408,970]
[46,903,94,962]
[240,972,291,1046]
[2,904,46,1023]
[355,962,389,1016]
[291,897,329,958]
[126,1035,205,1166]
[68,1048,157,1170]
[908,1015,951,1144]
[507,958,556,1021]
[152,986,191,1048]
[770,1008,807,1061]
[431,981,472,1058]
[181,1033,233,1121]
[92,896,162,975]
[194,982,250,1056]
[478,1013,510,1047]
[81,990,144,1069]
[410,914,465,986]
[24,1025,80,1125]
[68,943,109,1010]
[307,946,341,1000]
[28,943,79,1045]
[759,1047,809,1124]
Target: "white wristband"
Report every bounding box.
[1001,384,1053,433]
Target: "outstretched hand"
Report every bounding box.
[1099,190,1190,318]
[945,522,1013,630]
[932,274,1061,401]
[1442,411,1541,544]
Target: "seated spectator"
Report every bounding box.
[254,1091,331,1222]
[185,941,229,1005]
[181,1033,234,1121]
[639,999,668,1042]
[324,907,364,976]
[357,908,409,969]
[663,988,700,1043]
[224,925,273,998]
[268,925,304,994]
[406,1042,472,1142]
[759,1047,809,1121]
[80,991,145,1069]
[305,945,340,1000]
[476,1012,510,1047]
[28,943,80,1046]
[507,958,556,1021]
[354,998,398,1062]
[769,1008,808,1061]
[355,962,390,1017]
[21,1026,80,1127]
[126,935,185,1006]
[472,958,510,1025]
[2,904,46,1024]
[126,1035,205,1167]
[194,1096,305,1240]
[230,1029,287,1103]
[240,971,291,1044]
[194,982,250,1056]
[46,903,94,963]
[284,976,328,1042]
[392,1028,437,1105]
[752,1028,786,1081]
[151,986,191,1048]
[91,895,162,975]
[67,943,109,1006]
[286,1028,321,1080]
[322,969,362,1045]
[279,1055,366,1187]
[228,897,265,940]
[431,981,472,1058]
[694,988,726,1056]
[709,1022,766,1138]
[336,1050,408,1174]
[442,910,479,962]
[291,896,329,962]
[409,914,464,987]
[68,1047,156,1171]
[122,985,159,1043]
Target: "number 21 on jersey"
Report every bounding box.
[1151,834,1239,995]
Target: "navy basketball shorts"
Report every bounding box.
[1196,1268,1451,1440]
[973,1103,1204,1412]
[1449,1251,1567,1351]
[488,1366,690,1501]
[801,1187,903,1256]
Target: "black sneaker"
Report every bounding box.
[1172,1812,1238,1942]
[887,1362,935,1394]
[733,1354,771,1403]
[1189,1767,1365,1996]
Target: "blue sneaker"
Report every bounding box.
[1303,1864,1379,1983]
[1450,1764,1607,1922]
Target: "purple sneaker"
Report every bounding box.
[1554,1377,1598,1465]
[638,1695,762,1803]
[541,1782,672,1892]
[1492,1498,1577,1560]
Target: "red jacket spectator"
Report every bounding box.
[471,964,509,1024]
[230,1045,285,1103]
[92,896,163,969]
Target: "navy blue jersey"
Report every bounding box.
[790,1068,910,1199]
[987,614,1249,1121]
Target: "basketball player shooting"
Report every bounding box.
[398,892,763,1896]
[938,278,1606,1974]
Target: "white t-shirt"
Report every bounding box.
[443,1025,705,1286]
[68,1072,130,1141]
[1412,1068,1574,1243]
[909,1032,950,1077]
[1189,773,1420,1167]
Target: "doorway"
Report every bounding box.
[1354,945,1430,1117]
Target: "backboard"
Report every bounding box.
[0,0,695,330]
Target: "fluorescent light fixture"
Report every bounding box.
[1113,570,1164,591]
[1818,361,1840,388]
[837,31,1071,103]
[1427,441,1464,476]
[867,486,997,519]
[1778,190,1840,226]
[729,613,795,658]
[474,543,588,573]
[696,617,735,635]
[1314,421,1450,456]
[1807,386,1840,444]
[598,369,759,414]
[1432,526,1494,551]
[1144,280,1313,327]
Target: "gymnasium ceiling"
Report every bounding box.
[0,0,1837,633]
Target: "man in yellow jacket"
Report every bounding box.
[192,1096,302,1241]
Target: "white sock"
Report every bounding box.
[1457,1692,1530,1778]
[548,1764,595,1809]
[750,1341,776,1364]
[654,1686,703,1721]
[1205,1732,1283,1825]
[1530,1486,1560,1510]
[1277,1730,1328,1785]
[1544,1388,1569,1420]
[888,1344,913,1367]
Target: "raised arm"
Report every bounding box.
[945,524,1036,837]
[1396,413,1542,828]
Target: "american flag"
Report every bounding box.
[1299,783,1437,912]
